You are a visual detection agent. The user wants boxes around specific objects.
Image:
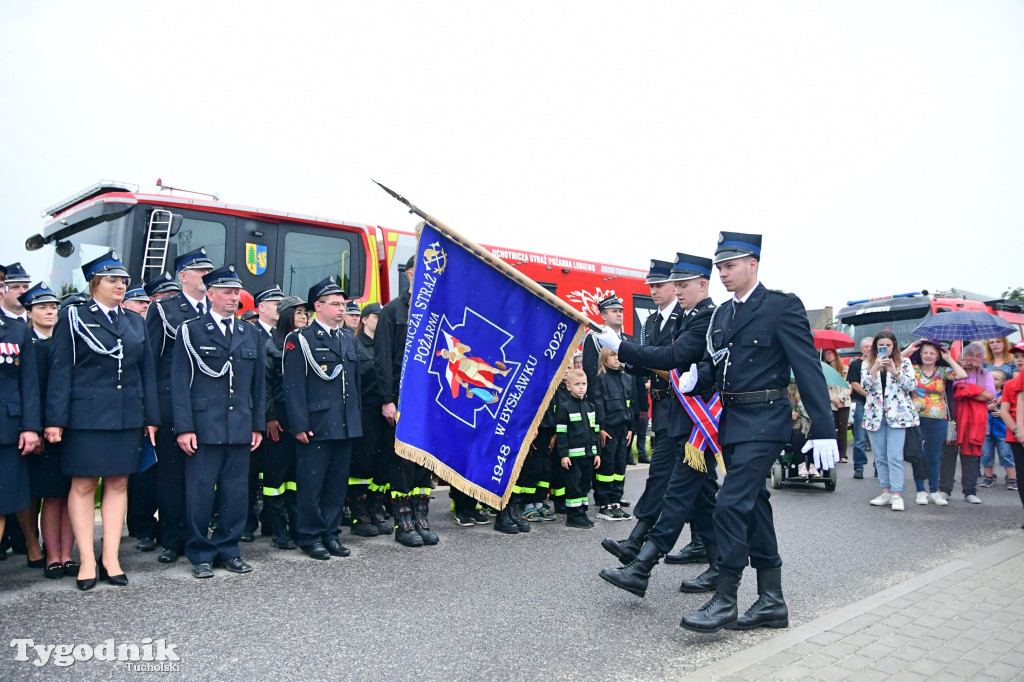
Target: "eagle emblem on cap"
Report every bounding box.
[228,265,235,272]
[111,251,119,260]
[650,259,656,268]
[718,233,724,244]
[200,248,207,255]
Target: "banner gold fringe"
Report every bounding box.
[683,443,707,473]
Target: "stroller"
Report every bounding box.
[768,427,837,492]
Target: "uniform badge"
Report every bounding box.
[718,233,725,244]
[320,364,328,372]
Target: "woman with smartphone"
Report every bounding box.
[861,331,919,511]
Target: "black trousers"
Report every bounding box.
[564,457,595,508]
[1012,443,1024,509]
[632,429,685,525]
[295,439,352,546]
[184,443,249,565]
[383,425,432,496]
[244,445,265,534]
[351,408,389,486]
[594,423,629,506]
[646,450,718,553]
[155,426,188,552]
[127,465,159,539]
[713,440,785,575]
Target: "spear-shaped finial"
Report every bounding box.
[372,179,428,221]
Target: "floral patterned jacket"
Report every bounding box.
[861,357,920,431]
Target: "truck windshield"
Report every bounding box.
[834,308,931,356]
[46,215,130,296]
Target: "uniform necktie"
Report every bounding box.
[108,309,118,325]
[221,319,232,337]
[197,301,206,316]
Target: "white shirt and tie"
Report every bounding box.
[184,292,206,317]
[209,310,234,337]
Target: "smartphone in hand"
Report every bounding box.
[878,346,889,359]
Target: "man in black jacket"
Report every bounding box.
[678,232,837,633]
[283,277,362,560]
[375,255,438,547]
[596,253,720,597]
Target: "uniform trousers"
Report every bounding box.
[564,456,595,508]
[295,439,351,546]
[646,450,718,553]
[383,425,431,496]
[244,445,264,534]
[594,423,628,506]
[155,426,189,552]
[631,427,685,525]
[713,440,785,575]
[185,443,249,565]
[127,465,159,539]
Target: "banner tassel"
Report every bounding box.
[684,443,707,473]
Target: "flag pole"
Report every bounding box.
[373,180,602,333]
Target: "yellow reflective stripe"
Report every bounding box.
[594,474,615,482]
[556,425,568,432]
[286,481,297,492]
[551,487,566,496]
[263,483,287,497]
[518,486,537,494]
[348,477,373,486]
[566,498,586,506]
[537,480,549,488]
[511,485,525,494]
[612,474,626,482]
[569,413,582,422]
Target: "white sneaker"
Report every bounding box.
[797,462,808,477]
[938,491,949,502]
[808,464,819,477]
[915,492,929,505]
[965,494,982,504]
[870,493,894,506]
[891,495,905,511]
[930,492,948,506]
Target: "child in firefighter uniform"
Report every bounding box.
[593,348,635,521]
[556,369,600,528]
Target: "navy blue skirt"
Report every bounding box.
[0,443,30,514]
[61,429,142,478]
[29,441,71,498]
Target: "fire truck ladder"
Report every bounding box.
[142,209,174,283]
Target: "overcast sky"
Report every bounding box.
[2,1,1022,310]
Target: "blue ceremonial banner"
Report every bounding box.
[394,221,588,508]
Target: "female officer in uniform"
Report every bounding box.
[45,251,160,590]
[263,295,308,549]
[21,283,76,579]
[0,294,41,564]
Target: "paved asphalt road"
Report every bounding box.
[1,458,1022,681]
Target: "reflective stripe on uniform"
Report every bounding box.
[565,497,586,507]
[568,447,586,456]
[537,480,549,489]
[348,477,373,486]
[556,425,567,433]
[569,413,582,422]
[594,473,615,483]
[612,473,625,482]
[551,487,566,497]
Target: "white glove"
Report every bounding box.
[594,327,621,352]
[677,363,698,393]
[801,439,840,471]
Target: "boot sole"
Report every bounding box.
[725,618,789,630]
[598,570,646,598]
[678,583,715,594]
[664,555,705,565]
[679,619,735,633]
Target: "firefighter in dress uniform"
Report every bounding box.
[21,283,75,579]
[171,265,265,579]
[146,248,214,564]
[676,232,838,632]
[45,250,160,591]
[596,253,722,597]
[376,256,439,547]
[282,277,362,560]
[0,294,41,570]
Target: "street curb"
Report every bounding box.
[676,534,1024,681]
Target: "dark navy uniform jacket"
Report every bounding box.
[282,323,362,442]
[0,317,41,444]
[694,284,833,445]
[617,297,716,440]
[171,312,266,445]
[147,293,204,424]
[48,303,159,430]
[374,291,409,406]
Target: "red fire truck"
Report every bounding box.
[834,289,1024,358]
[25,181,653,337]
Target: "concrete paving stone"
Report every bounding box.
[869,604,898,617]
[837,632,877,648]
[816,641,858,661]
[945,658,985,677]
[861,623,897,639]
[827,620,867,636]
[812,665,854,682]
[914,614,946,628]
[762,651,802,668]
[960,647,998,667]
[734,663,778,680]
[908,657,948,676]
[977,637,1008,655]
[858,642,897,660]
[910,634,946,651]
[1000,649,1024,668]
[941,617,971,632]
[879,632,914,649]
[927,672,973,682]
[942,634,978,653]
[717,676,752,682]
[989,610,1020,624]
[983,661,1021,679]
[769,663,817,681]
[870,654,911,674]
[958,627,990,643]
[807,631,845,647]
[888,671,926,682]
[891,645,930,663]
[897,622,931,639]
[929,646,966,664]
[847,668,890,682]
[880,613,915,628]
[832,653,875,671]
[972,675,1006,682]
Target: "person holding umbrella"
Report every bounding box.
[903,339,966,505]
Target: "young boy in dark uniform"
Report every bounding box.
[556,369,600,528]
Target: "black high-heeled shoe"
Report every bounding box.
[27,556,46,569]
[99,561,128,587]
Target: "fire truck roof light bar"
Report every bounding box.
[43,180,138,218]
[846,291,925,306]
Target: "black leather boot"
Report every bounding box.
[679,543,719,593]
[369,493,392,534]
[729,567,789,630]
[665,533,706,565]
[600,519,652,564]
[271,506,296,550]
[394,497,424,547]
[350,495,379,537]
[598,542,664,598]
[509,496,531,533]
[494,504,520,534]
[412,494,439,545]
[679,571,741,633]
